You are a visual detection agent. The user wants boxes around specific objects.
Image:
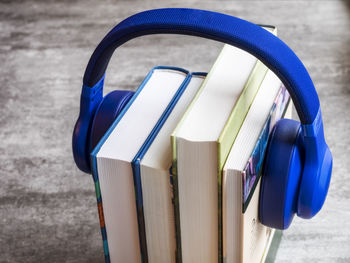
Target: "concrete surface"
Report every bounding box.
[0,0,349,262]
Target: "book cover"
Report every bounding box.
[242,86,290,213]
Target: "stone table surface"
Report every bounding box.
[0,0,349,262]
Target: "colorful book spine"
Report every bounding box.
[92,178,110,263]
[242,85,290,213]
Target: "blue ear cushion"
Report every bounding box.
[259,119,304,229]
[90,90,134,153]
[297,141,332,219]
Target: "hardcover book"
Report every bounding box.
[222,70,291,263]
[132,73,205,263]
[90,66,191,262]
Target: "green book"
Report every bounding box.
[171,26,276,263]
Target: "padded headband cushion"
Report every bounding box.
[83,8,319,125]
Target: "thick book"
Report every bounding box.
[171,29,276,263]
[90,66,191,263]
[132,73,205,263]
[222,70,291,263]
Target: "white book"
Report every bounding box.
[172,43,269,263]
[222,70,292,263]
[139,74,205,263]
[91,67,189,262]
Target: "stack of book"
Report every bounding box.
[91,26,291,263]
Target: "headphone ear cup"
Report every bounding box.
[259,119,304,229]
[90,90,134,153]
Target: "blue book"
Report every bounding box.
[90,66,192,263]
[132,72,205,263]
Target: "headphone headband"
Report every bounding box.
[83,8,319,125]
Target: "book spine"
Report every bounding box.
[242,85,290,212]
[91,160,111,263]
[170,158,183,263]
[131,159,149,263]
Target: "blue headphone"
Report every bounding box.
[72,8,332,230]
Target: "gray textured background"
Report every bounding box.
[1,0,349,262]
